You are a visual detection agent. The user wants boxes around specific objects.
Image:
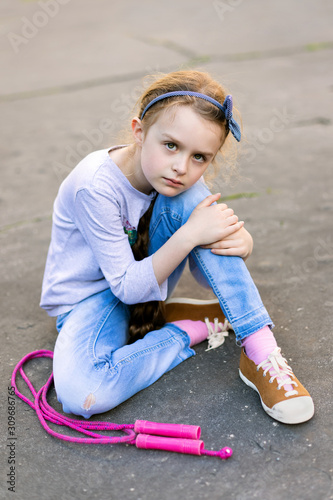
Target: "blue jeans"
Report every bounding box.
[53,180,272,417]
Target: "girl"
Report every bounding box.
[40,70,314,425]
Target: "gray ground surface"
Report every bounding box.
[1,1,332,499]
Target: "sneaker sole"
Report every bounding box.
[165,298,220,305]
[239,368,314,424]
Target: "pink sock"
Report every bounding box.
[172,320,209,347]
[243,327,293,391]
[242,326,277,365]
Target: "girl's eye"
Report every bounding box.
[193,154,205,162]
[166,142,177,151]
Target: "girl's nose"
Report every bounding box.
[172,156,187,175]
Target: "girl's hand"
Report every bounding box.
[184,194,245,247]
[152,194,247,286]
[201,226,254,260]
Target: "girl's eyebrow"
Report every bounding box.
[160,133,214,158]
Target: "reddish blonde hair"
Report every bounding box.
[138,70,229,137]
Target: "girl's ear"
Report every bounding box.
[131,117,144,145]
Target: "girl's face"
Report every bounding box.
[132,105,225,196]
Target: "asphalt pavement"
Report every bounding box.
[1,1,333,499]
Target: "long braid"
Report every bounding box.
[128,197,166,342]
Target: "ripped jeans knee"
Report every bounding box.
[54,361,124,418]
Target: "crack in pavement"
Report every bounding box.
[0,214,52,234]
[1,41,332,103]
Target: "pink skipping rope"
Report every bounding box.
[11,350,233,460]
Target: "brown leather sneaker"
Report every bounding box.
[165,297,225,322]
[165,298,232,350]
[239,348,314,424]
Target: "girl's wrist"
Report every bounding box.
[177,223,198,252]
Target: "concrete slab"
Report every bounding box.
[1,1,332,499]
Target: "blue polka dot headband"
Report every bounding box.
[140,91,241,142]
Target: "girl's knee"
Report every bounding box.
[56,383,118,418]
[150,181,211,236]
[54,374,90,417]
[54,366,123,418]
[171,181,211,210]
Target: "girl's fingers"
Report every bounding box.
[201,238,243,249]
[217,220,244,237]
[211,247,245,256]
[195,193,221,208]
[227,220,244,232]
[225,213,238,224]
[200,221,244,249]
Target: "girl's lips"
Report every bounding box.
[163,177,183,186]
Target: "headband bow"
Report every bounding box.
[221,95,241,142]
[140,91,241,142]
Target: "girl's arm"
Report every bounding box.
[152,193,244,285]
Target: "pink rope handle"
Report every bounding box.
[11,350,232,459]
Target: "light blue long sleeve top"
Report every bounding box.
[40,148,167,317]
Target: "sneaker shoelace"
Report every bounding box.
[205,317,232,351]
[257,347,299,396]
